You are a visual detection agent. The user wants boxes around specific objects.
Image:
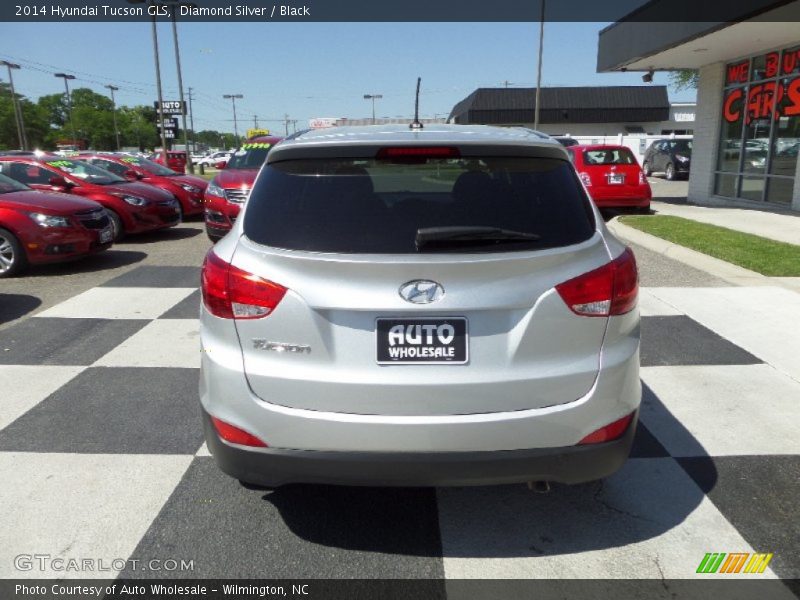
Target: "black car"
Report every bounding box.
[642,139,692,180]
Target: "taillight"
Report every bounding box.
[555,248,638,317]
[201,250,287,319]
[578,172,592,187]
[578,412,635,445]
[211,416,268,447]
[376,146,460,159]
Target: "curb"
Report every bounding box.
[606,218,800,291]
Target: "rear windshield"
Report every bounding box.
[244,156,595,254]
[582,148,637,165]
[226,142,275,170]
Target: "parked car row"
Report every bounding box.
[0,151,209,277]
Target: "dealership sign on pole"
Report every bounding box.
[154,100,186,116]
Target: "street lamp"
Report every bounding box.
[223,94,243,146]
[54,73,77,148]
[104,84,121,150]
[533,0,545,130]
[1,60,26,150]
[363,94,383,124]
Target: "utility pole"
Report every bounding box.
[187,86,196,153]
[151,17,169,161]
[284,114,290,136]
[534,0,545,131]
[253,115,259,129]
[1,61,26,150]
[54,73,77,148]
[223,94,243,146]
[105,84,121,150]
[170,6,193,172]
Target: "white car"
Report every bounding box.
[196,152,232,167]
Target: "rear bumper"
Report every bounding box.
[202,408,637,487]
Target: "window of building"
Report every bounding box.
[714,45,799,205]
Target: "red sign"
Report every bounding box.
[726,60,749,85]
[723,76,800,124]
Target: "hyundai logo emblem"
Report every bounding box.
[399,280,445,304]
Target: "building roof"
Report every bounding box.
[449,86,670,125]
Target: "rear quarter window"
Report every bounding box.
[244,155,595,254]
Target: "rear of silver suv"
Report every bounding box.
[199,125,640,487]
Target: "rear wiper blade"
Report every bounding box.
[415,226,540,250]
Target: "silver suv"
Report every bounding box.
[199,124,640,487]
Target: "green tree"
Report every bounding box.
[0,82,50,150]
[669,70,699,92]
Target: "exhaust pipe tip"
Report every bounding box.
[527,481,551,494]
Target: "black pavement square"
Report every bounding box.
[0,318,147,366]
[121,457,445,579]
[159,289,201,319]
[101,266,200,288]
[0,367,202,454]
[678,455,800,579]
[640,316,761,367]
[629,421,670,458]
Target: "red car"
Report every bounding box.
[204,135,283,241]
[150,151,187,174]
[0,157,181,240]
[566,145,651,213]
[0,173,113,277]
[80,153,207,218]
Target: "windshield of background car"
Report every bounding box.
[119,156,177,176]
[225,143,274,169]
[244,155,595,254]
[0,173,30,194]
[582,148,637,165]
[669,140,693,155]
[44,159,126,185]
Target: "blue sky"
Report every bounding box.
[0,21,695,134]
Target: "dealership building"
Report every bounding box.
[598,1,800,211]
[448,86,695,136]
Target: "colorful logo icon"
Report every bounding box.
[696,553,774,574]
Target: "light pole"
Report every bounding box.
[363,94,382,124]
[1,61,26,150]
[223,94,243,146]
[533,0,545,131]
[171,2,194,172]
[105,84,121,150]
[54,73,77,148]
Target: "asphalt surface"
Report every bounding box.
[1,180,798,587]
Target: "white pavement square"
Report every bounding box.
[94,319,201,369]
[35,287,196,321]
[641,364,800,457]
[0,365,85,431]
[0,452,193,579]
[645,287,800,381]
[638,288,683,317]
[437,458,779,580]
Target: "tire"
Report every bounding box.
[207,232,221,243]
[106,209,125,241]
[642,161,652,177]
[0,227,27,278]
[665,162,676,181]
[636,205,651,215]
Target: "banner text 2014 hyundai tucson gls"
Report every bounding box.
[199,125,640,488]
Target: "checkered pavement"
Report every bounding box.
[1,265,798,583]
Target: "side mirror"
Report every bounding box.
[215,160,227,169]
[124,169,142,181]
[48,175,71,190]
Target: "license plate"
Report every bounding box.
[99,228,113,244]
[608,174,625,184]
[376,317,468,365]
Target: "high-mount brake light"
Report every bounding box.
[555,248,638,317]
[376,147,461,159]
[201,250,287,320]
